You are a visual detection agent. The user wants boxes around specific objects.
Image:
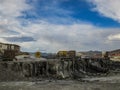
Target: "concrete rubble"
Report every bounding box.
[0,57,120,81]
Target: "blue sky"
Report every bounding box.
[20,0,120,27]
[0,0,120,52]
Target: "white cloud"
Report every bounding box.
[0,0,31,17]
[0,0,32,36]
[0,0,120,52]
[13,22,120,52]
[108,34,120,40]
[88,0,120,22]
[1,19,120,52]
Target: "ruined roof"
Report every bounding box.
[0,42,20,47]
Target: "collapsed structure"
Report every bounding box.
[0,42,120,81]
[0,42,20,60]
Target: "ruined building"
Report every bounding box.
[108,49,120,61]
[0,42,20,60]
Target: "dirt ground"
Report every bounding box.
[0,75,120,90]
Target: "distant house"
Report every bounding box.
[109,49,120,56]
[77,51,102,59]
[0,42,20,59]
[108,49,120,61]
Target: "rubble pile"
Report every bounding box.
[0,62,25,81]
[74,58,120,79]
[0,58,120,81]
[73,59,110,78]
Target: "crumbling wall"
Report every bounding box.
[0,62,25,81]
[0,59,74,81]
[1,58,120,81]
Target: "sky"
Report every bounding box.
[0,0,120,53]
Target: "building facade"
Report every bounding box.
[0,42,20,59]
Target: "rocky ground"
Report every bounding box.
[0,74,120,90]
[0,59,120,90]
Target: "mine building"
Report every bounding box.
[0,42,20,60]
[57,50,76,58]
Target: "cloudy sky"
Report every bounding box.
[0,0,120,52]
